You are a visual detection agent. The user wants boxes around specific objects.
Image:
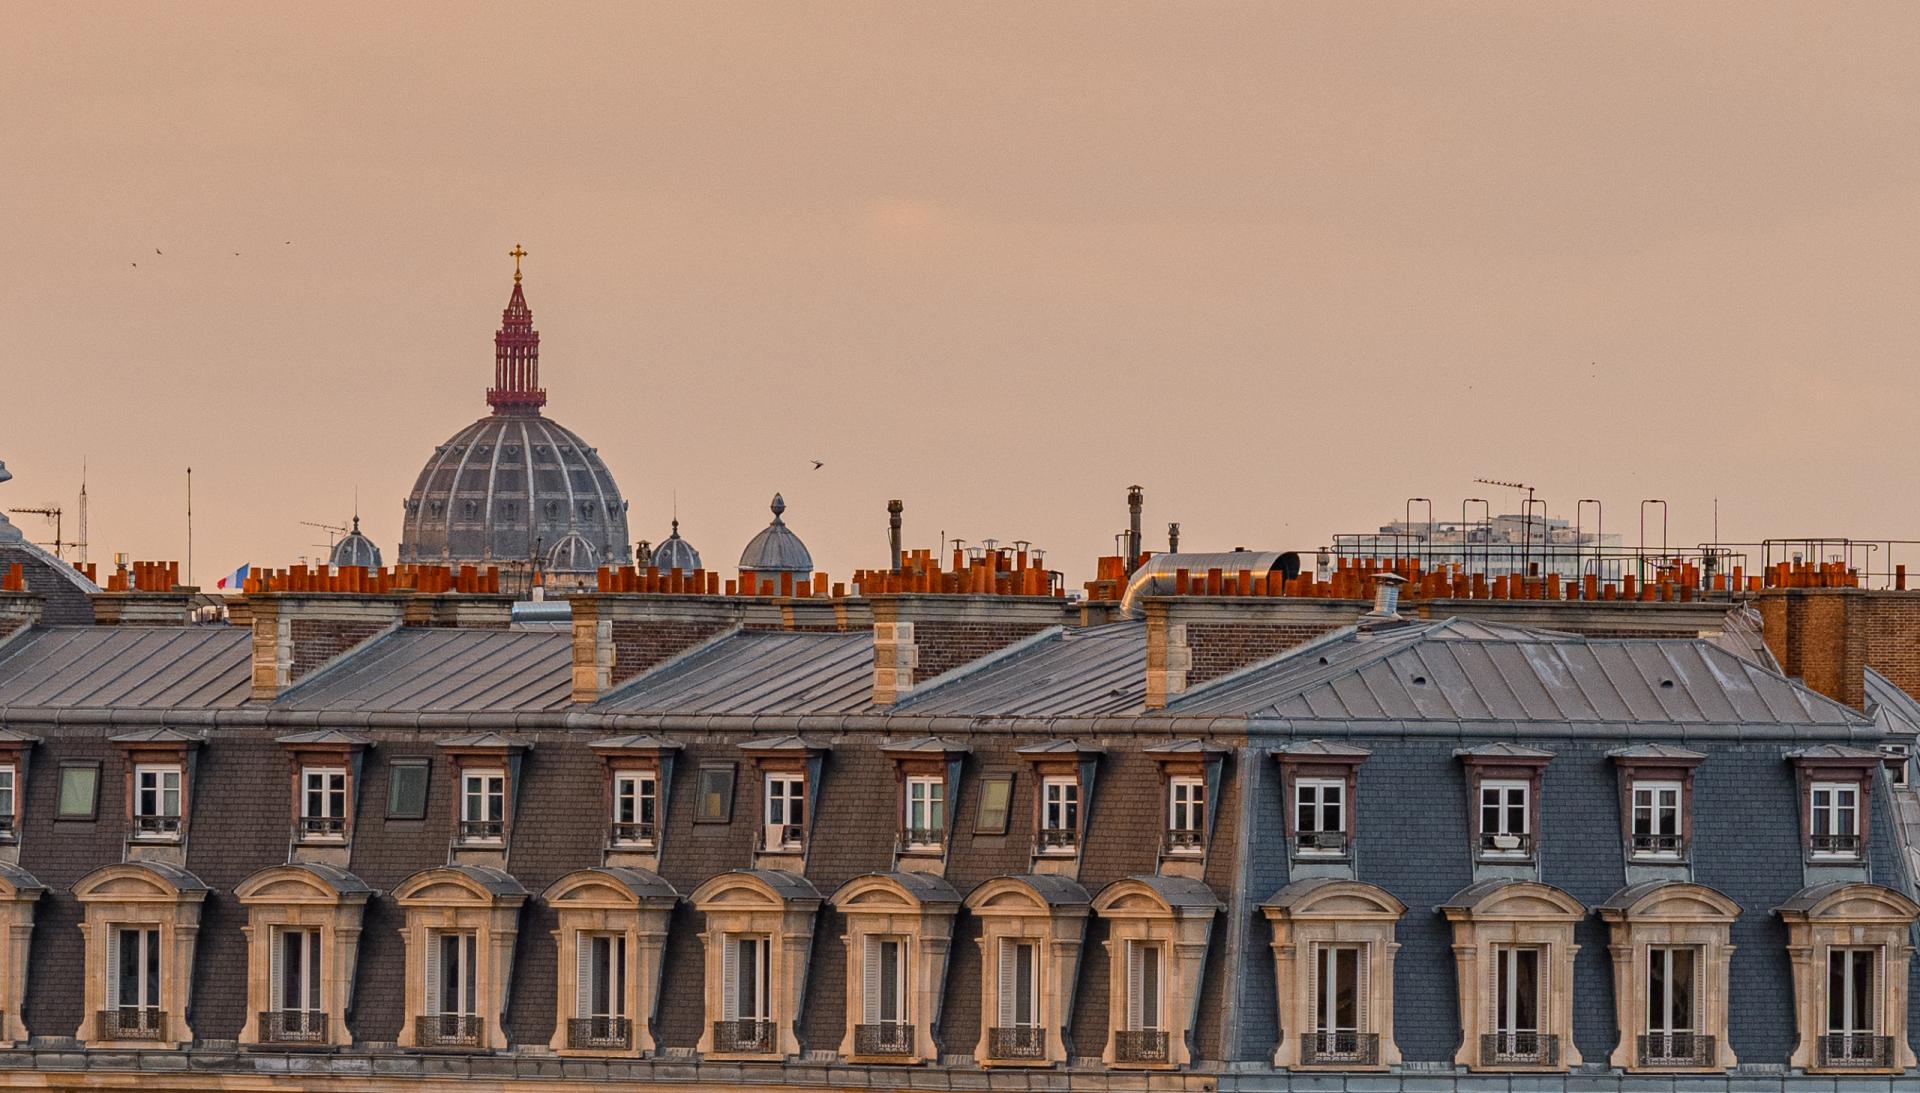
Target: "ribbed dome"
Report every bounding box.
[545,529,600,573]
[651,520,702,572]
[329,516,383,569]
[738,494,812,574]
[399,415,630,574]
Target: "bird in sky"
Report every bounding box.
[811,460,825,470]
[154,248,162,255]
[130,262,137,268]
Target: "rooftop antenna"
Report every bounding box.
[185,467,193,586]
[301,519,349,552]
[7,505,64,559]
[1474,477,1537,579]
[77,459,89,565]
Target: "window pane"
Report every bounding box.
[1671,948,1694,1032]
[1333,947,1357,1030]
[386,762,429,819]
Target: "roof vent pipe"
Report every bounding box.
[887,499,904,573]
[1126,486,1144,575]
[1167,522,1180,553]
[1360,572,1410,630]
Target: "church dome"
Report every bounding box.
[738,494,812,575]
[397,253,632,581]
[651,520,702,572]
[329,516,383,569]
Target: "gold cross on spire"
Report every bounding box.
[509,243,528,283]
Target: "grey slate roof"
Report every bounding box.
[1596,880,1739,914]
[592,630,872,716]
[1783,743,1885,761]
[879,736,971,755]
[259,861,374,897]
[1104,874,1222,910]
[437,731,524,750]
[0,541,99,625]
[972,873,1090,907]
[109,726,205,744]
[1142,738,1231,757]
[588,733,684,752]
[738,869,823,902]
[593,866,679,902]
[0,861,43,893]
[834,871,961,906]
[1773,881,1917,914]
[1453,742,1554,759]
[1606,742,1707,761]
[0,625,250,709]
[1271,739,1371,758]
[1015,739,1106,757]
[1262,876,1404,911]
[1168,617,1863,725]
[272,628,572,713]
[275,729,371,746]
[1438,878,1582,913]
[1867,667,1920,737]
[414,864,527,899]
[737,495,813,574]
[1709,606,1779,670]
[891,621,1145,716]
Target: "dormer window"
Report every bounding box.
[1810,783,1862,859]
[460,771,506,844]
[1167,777,1204,854]
[133,765,182,841]
[1480,782,1530,857]
[1631,781,1684,858]
[300,768,347,841]
[0,764,16,839]
[1458,743,1551,865]
[905,776,943,849]
[764,773,805,852]
[612,771,657,847]
[1294,779,1345,855]
[1039,777,1079,854]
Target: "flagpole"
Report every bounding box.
[186,467,193,588]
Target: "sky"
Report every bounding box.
[3,4,1917,587]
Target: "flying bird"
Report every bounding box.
[154,248,162,255]
[811,460,825,470]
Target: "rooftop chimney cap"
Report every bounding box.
[1360,572,1411,630]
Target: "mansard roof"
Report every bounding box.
[273,627,572,713]
[1168,616,1865,727]
[0,625,250,710]
[889,621,1145,716]
[592,629,872,716]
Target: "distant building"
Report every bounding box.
[1331,512,1626,583]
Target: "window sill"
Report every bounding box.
[1291,1061,1389,1073]
[128,835,183,846]
[1629,852,1685,863]
[609,841,657,851]
[1475,852,1534,863]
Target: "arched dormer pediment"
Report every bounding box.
[0,862,44,903]
[1093,875,1222,920]
[690,869,821,912]
[234,862,372,907]
[964,873,1090,917]
[544,866,678,911]
[830,871,959,912]
[1597,881,1739,924]
[72,862,207,904]
[392,864,527,908]
[1776,881,1920,922]
[1263,877,1406,921]
[1440,879,1584,922]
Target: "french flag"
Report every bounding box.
[215,563,250,591]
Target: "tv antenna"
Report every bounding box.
[5,505,82,561]
[301,519,349,555]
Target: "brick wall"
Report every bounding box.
[1863,595,1920,701]
[910,619,1054,681]
[1186,622,1328,684]
[609,619,732,688]
[287,619,390,683]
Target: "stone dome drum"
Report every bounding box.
[397,260,633,580]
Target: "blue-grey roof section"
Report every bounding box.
[889,621,1146,717]
[593,630,872,716]
[595,866,679,902]
[737,494,813,574]
[1867,667,1920,737]
[273,628,572,713]
[1169,617,1863,726]
[832,871,961,906]
[969,873,1090,907]
[0,625,251,710]
[1102,874,1222,910]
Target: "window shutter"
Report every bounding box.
[1876,947,1886,1030]
[423,932,441,1016]
[1357,944,1371,1033]
[1307,944,1321,1033]
[577,933,594,1019]
[105,928,121,1008]
[722,938,739,1022]
[863,937,881,1024]
[1127,941,1144,1030]
[270,930,286,1012]
[307,931,322,1011]
[998,940,1016,1027]
[1538,949,1549,1033]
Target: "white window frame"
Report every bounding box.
[300,766,348,840]
[764,773,805,850]
[273,925,323,1015]
[1479,779,1530,856]
[0,763,15,833]
[578,931,628,1020]
[1040,776,1080,852]
[1810,782,1862,858]
[723,934,772,1022]
[863,935,909,1025]
[1492,945,1543,1038]
[1312,942,1367,1037]
[1879,743,1911,789]
[1294,777,1346,854]
[1125,939,1164,1032]
[460,769,506,843]
[905,775,944,848]
[108,924,163,1013]
[997,938,1040,1029]
[1168,776,1205,853]
[611,770,657,846]
[1644,945,1697,1037]
[133,764,183,840]
[1825,947,1879,1037]
[427,929,479,1017]
[1630,780,1684,858]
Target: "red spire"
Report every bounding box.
[485,244,546,415]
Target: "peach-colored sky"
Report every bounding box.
[4,4,1918,586]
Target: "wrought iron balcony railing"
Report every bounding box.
[1036,827,1078,853]
[988,1025,1046,1059]
[609,821,656,846]
[1164,828,1204,854]
[567,1015,632,1050]
[1631,832,1686,856]
[1114,1028,1170,1063]
[456,819,504,843]
[1293,830,1348,856]
[415,1013,483,1047]
[299,815,346,839]
[1479,830,1533,856]
[132,814,182,839]
[1811,833,1863,857]
[1300,1031,1380,1065]
[99,1007,166,1041]
[1818,1032,1892,1068]
[713,1018,777,1053]
[854,1021,915,1056]
[1480,1031,1560,1067]
[902,826,944,850]
[1636,1031,1715,1068]
[260,1008,328,1043]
